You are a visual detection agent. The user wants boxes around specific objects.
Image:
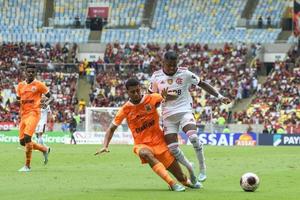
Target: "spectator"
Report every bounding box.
[267,16,271,28]
[258,16,263,28]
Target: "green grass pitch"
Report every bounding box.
[0,143,299,200]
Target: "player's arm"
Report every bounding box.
[16,96,21,107]
[197,80,231,104]
[95,107,125,155]
[42,92,54,108]
[95,123,118,155]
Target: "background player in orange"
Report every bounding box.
[95,78,201,191]
[16,65,53,172]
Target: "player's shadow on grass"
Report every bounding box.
[98,188,172,192]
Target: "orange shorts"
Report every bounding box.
[19,112,40,139]
[133,142,175,169]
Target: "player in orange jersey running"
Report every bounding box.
[95,78,201,191]
[16,65,54,172]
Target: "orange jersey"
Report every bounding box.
[16,80,49,116]
[113,93,164,146]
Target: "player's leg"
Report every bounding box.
[135,145,184,191]
[26,115,49,164]
[18,121,31,172]
[71,131,76,144]
[164,116,196,182]
[167,160,201,189]
[182,119,207,182]
[35,123,45,145]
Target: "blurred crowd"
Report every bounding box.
[88,42,258,125]
[1,41,299,134]
[0,42,79,125]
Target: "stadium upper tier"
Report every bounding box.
[0,0,291,44]
[249,0,289,26]
[53,0,145,27]
[102,0,282,44]
[0,0,90,43]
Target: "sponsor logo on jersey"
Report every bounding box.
[167,79,173,85]
[145,104,152,112]
[31,86,37,92]
[176,78,183,84]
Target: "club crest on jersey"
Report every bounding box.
[31,86,37,92]
[145,104,152,112]
[176,78,183,84]
[167,79,173,85]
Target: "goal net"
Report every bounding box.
[83,107,133,144]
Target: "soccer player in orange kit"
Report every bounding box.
[95,78,201,191]
[16,65,53,172]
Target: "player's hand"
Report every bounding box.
[161,87,169,100]
[161,88,178,101]
[94,147,110,156]
[220,97,231,104]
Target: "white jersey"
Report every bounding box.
[149,68,200,119]
[39,105,51,125]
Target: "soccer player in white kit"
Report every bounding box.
[35,103,51,145]
[149,51,231,183]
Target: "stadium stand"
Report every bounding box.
[88,42,260,125]
[0,43,79,123]
[53,0,145,27]
[249,0,289,26]
[0,0,90,43]
[101,0,283,44]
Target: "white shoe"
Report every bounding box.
[183,179,202,189]
[198,172,207,182]
[18,166,31,172]
[170,183,186,192]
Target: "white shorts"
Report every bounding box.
[35,122,46,133]
[163,112,196,135]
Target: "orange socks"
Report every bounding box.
[152,162,176,186]
[25,142,33,167]
[32,142,47,153]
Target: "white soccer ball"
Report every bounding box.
[240,172,260,192]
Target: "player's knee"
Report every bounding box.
[167,143,181,156]
[187,130,198,142]
[24,134,32,144]
[139,149,154,161]
[19,138,25,146]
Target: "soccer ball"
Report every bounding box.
[240,172,260,192]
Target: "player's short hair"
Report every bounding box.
[125,78,140,89]
[164,51,178,60]
[25,65,36,70]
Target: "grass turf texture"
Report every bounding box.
[0,144,299,200]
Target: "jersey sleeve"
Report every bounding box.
[151,93,164,104]
[148,74,159,93]
[38,82,49,95]
[112,106,126,126]
[186,70,200,86]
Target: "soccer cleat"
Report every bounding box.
[198,172,207,182]
[43,147,51,165]
[183,179,202,189]
[170,183,186,192]
[18,166,31,172]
